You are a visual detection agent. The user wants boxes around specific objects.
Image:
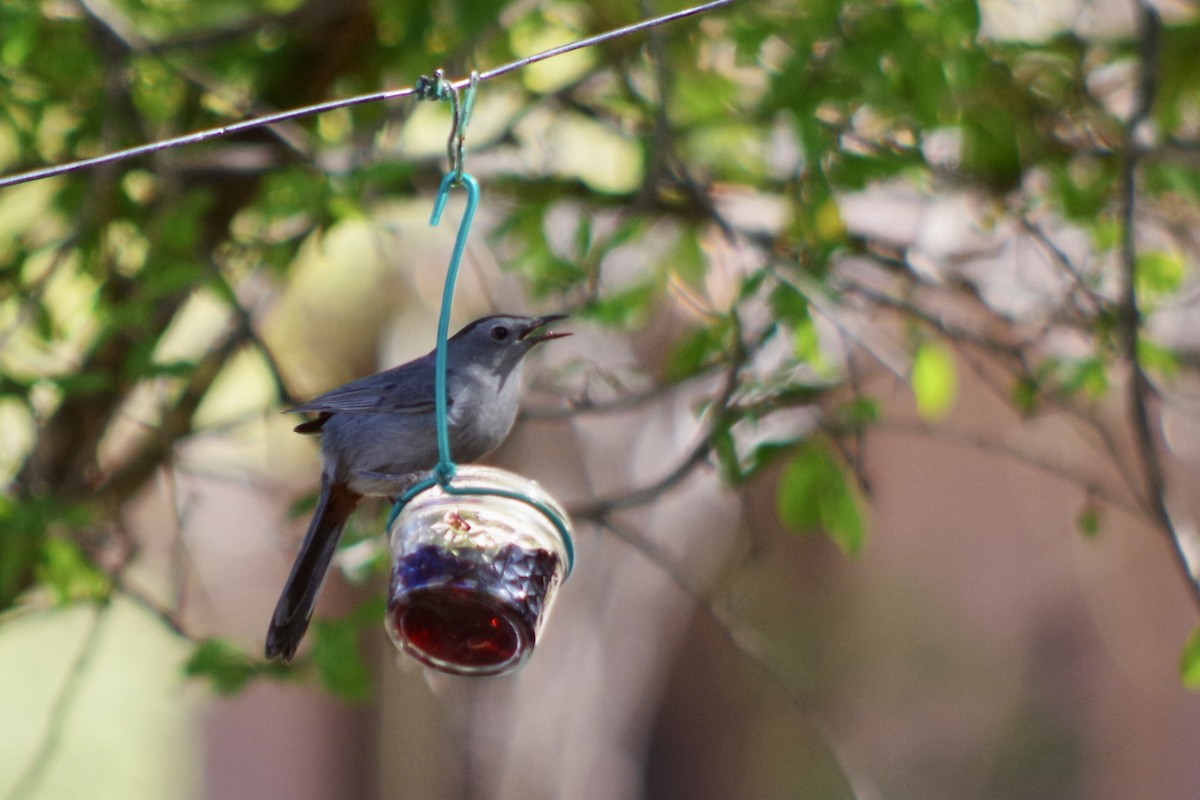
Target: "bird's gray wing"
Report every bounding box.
[287,363,449,415]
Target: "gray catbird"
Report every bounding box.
[265,313,570,661]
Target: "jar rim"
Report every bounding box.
[389,465,575,575]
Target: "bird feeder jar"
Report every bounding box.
[385,466,574,676]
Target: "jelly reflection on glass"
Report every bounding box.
[386,466,573,676]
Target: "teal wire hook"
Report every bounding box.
[392,74,575,574]
[417,66,482,480]
[429,170,480,483]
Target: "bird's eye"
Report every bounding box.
[490,325,510,341]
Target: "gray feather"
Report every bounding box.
[287,359,450,415]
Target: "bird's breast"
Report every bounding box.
[319,398,519,496]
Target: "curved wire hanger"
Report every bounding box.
[394,73,576,571]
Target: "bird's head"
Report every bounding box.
[449,314,571,373]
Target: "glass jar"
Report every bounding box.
[385,466,574,676]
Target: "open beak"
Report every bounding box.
[520,314,572,345]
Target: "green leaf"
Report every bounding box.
[1147,160,1200,206]
[581,281,659,329]
[1090,216,1122,252]
[1136,251,1185,298]
[961,101,1023,191]
[130,56,187,123]
[710,422,741,483]
[449,0,504,40]
[287,490,321,520]
[743,440,802,481]
[1077,504,1100,538]
[311,606,378,702]
[1051,158,1117,220]
[664,320,729,382]
[144,359,200,378]
[769,281,810,325]
[792,316,823,366]
[1155,22,1200,135]
[670,70,743,126]
[911,341,958,420]
[1050,357,1108,399]
[52,370,115,398]
[829,153,907,191]
[495,201,590,298]
[184,639,291,696]
[686,124,770,183]
[668,228,708,289]
[258,166,331,220]
[1138,339,1180,378]
[776,442,866,555]
[1182,628,1200,691]
[1,497,94,611]
[833,396,880,430]
[1012,376,1040,414]
[37,537,111,604]
[0,496,45,611]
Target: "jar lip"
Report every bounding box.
[390,465,575,576]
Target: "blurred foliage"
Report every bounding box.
[776,440,865,555]
[310,595,386,701]
[1183,627,1200,691]
[2,0,1200,751]
[184,637,296,695]
[911,340,959,420]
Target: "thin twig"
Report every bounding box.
[835,277,1026,360]
[0,0,736,190]
[1014,212,1107,317]
[598,517,820,712]
[639,0,681,196]
[95,319,250,505]
[522,363,728,420]
[838,241,1153,508]
[864,418,1139,518]
[774,268,911,380]
[0,233,81,351]
[570,433,715,520]
[206,261,298,406]
[569,313,746,520]
[114,573,193,639]
[75,0,313,158]
[162,467,195,621]
[601,516,862,795]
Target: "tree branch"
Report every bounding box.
[75,0,314,159]
[569,315,746,521]
[1117,2,1200,612]
[597,518,818,713]
[95,321,249,506]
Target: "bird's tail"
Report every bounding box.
[265,475,362,662]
